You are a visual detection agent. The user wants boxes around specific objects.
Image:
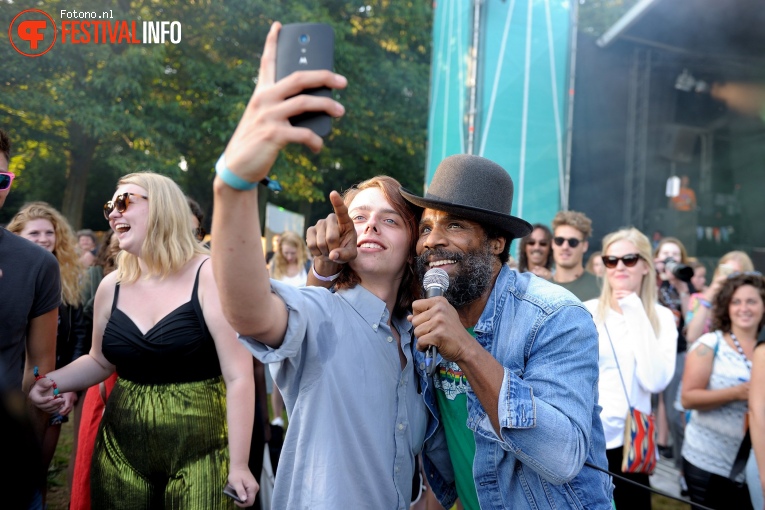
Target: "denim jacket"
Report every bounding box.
[419,266,613,509]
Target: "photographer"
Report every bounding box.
[653,237,695,488]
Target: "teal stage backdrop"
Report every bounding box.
[427,0,573,229]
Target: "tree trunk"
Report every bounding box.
[61,122,97,230]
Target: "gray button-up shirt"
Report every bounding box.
[240,281,428,509]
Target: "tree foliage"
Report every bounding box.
[0,0,433,230]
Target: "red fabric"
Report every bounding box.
[69,373,117,510]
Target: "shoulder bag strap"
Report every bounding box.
[604,323,633,409]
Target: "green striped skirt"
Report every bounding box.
[91,376,236,509]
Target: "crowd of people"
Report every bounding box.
[2,20,764,510]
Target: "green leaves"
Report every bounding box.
[1,0,432,230]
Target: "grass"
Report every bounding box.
[47,419,73,510]
[652,493,691,510]
[47,417,690,510]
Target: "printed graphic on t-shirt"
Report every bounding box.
[433,361,471,400]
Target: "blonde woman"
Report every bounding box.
[268,230,310,287]
[686,251,754,344]
[584,228,677,510]
[30,172,257,508]
[8,202,88,496]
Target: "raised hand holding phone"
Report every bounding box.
[220,22,346,189]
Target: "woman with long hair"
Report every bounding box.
[517,223,553,279]
[681,273,764,510]
[268,230,310,286]
[8,201,88,500]
[584,227,677,510]
[653,236,693,479]
[30,172,258,508]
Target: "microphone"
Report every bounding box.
[422,268,450,376]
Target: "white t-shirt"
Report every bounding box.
[584,294,678,449]
[278,267,307,287]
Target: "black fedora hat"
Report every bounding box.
[400,154,532,240]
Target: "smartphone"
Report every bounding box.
[223,483,244,503]
[275,23,335,137]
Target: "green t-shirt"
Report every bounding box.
[433,328,480,510]
[554,271,601,301]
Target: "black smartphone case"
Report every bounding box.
[275,23,335,137]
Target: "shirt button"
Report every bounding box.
[372,323,378,331]
[395,466,400,473]
[419,362,425,370]
[387,336,393,343]
[398,423,405,430]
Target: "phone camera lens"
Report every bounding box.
[299,34,310,44]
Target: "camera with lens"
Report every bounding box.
[663,258,694,283]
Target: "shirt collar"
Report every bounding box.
[336,284,413,337]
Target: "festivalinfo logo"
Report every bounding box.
[9,8,182,57]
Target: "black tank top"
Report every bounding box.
[102,259,222,384]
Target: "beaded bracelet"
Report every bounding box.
[33,366,60,396]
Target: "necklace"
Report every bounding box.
[729,331,752,370]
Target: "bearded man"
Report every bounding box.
[403,155,613,509]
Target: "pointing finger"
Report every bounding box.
[329,191,352,229]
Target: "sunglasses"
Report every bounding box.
[194,226,207,242]
[553,237,582,248]
[601,253,643,269]
[103,192,148,220]
[727,271,763,280]
[527,240,549,247]
[0,172,15,191]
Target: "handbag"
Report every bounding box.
[604,324,658,474]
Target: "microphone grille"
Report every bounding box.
[423,267,450,292]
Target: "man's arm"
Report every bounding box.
[23,308,58,440]
[749,344,765,499]
[412,299,597,484]
[211,22,346,344]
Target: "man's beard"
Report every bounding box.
[416,246,495,308]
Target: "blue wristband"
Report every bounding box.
[215,153,258,191]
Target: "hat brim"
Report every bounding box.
[400,187,533,240]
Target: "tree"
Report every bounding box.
[1,0,433,230]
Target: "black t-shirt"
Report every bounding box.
[0,228,61,391]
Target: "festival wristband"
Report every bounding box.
[215,154,258,191]
[215,154,284,193]
[312,263,341,282]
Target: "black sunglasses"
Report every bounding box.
[553,236,582,248]
[527,240,549,247]
[0,172,15,191]
[103,192,148,220]
[602,253,643,269]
